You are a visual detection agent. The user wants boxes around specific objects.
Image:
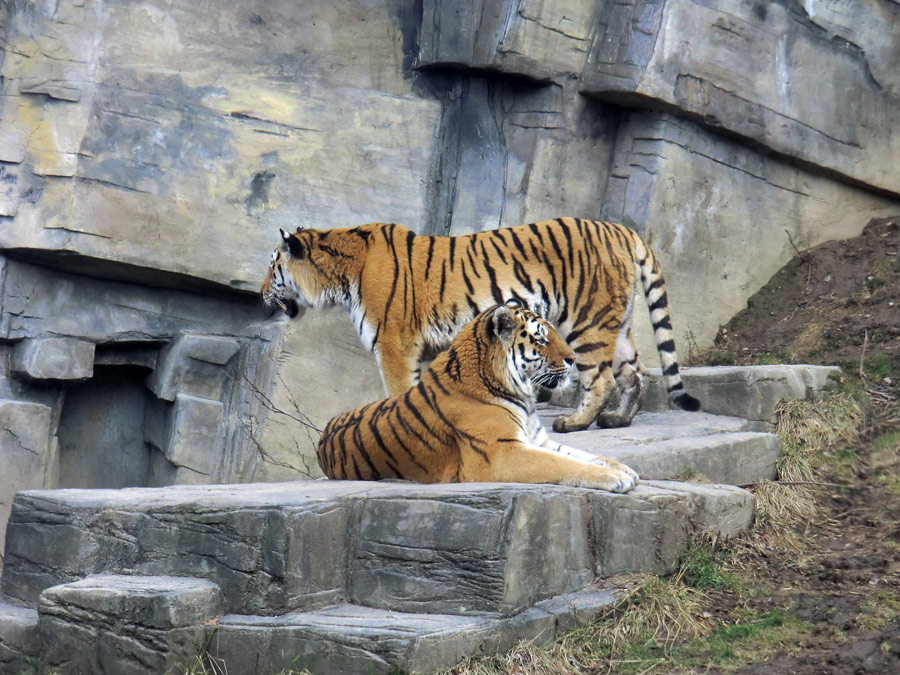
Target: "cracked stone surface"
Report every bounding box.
[1,480,752,617]
[39,575,223,675]
[211,588,620,674]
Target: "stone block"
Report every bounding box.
[10,337,94,381]
[0,398,55,557]
[165,393,225,476]
[418,0,595,81]
[643,365,842,422]
[607,432,779,486]
[211,588,622,674]
[39,575,223,675]
[0,598,39,674]
[2,482,363,614]
[0,479,754,619]
[348,487,593,616]
[146,333,241,402]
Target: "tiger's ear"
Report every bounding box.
[489,305,517,342]
[280,228,305,259]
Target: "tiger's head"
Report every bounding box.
[486,300,575,397]
[260,226,367,318]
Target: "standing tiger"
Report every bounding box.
[318,302,639,492]
[261,217,700,432]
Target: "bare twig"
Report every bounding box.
[859,329,869,379]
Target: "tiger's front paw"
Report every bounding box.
[607,468,637,493]
[592,457,639,486]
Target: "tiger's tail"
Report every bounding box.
[631,233,701,412]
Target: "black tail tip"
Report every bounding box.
[674,393,701,412]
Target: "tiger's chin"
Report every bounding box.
[282,298,300,318]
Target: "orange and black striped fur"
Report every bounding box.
[317,302,639,492]
[261,217,700,432]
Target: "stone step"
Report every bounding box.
[643,364,841,422]
[210,588,620,675]
[542,409,780,485]
[0,595,39,673]
[1,480,753,618]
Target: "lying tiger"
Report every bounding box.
[262,217,699,432]
[317,302,639,492]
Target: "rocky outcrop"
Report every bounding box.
[0,0,897,487]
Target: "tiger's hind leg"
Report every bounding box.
[597,329,646,429]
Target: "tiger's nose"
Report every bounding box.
[564,356,575,367]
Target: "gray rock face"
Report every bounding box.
[39,575,223,675]
[580,0,900,196]
[0,0,898,489]
[1,480,752,617]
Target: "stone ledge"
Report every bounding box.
[210,588,620,675]
[1,480,753,617]
[643,365,841,422]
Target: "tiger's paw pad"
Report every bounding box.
[552,416,591,433]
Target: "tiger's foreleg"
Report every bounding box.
[374,339,421,397]
[459,441,637,493]
[538,438,640,484]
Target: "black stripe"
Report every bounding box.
[513,259,534,293]
[449,237,456,271]
[403,391,446,444]
[461,262,475,294]
[484,263,504,304]
[488,237,508,264]
[648,293,668,313]
[574,341,606,354]
[439,262,447,303]
[466,243,482,278]
[508,228,529,258]
[657,339,676,352]
[557,218,575,270]
[652,315,673,331]
[663,363,680,377]
[648,277,664,293]
[424,237,436,279]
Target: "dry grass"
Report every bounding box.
[437,576,712,675]
[744,390,868,551]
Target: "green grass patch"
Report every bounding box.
[661,611,810,671]
[862,354,897,380]
[860,592,900,631]
[678,546,738,591]
[755,348,793,365]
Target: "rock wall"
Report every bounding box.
[1,0,898,518]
